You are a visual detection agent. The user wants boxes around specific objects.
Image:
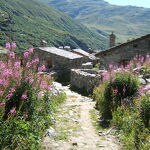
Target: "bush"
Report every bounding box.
[94,72,139,120]
[0,93,66,150]
[94,55,150,150]
[0,43,66,149]
[113,106,149,150]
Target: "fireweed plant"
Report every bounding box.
[0,42,66,149]
[94,54,150,150]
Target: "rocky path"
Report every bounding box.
[42,83,121,150]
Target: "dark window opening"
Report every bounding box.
[47,60,52,69]
[133,44,138,48]
[120,59,129,67]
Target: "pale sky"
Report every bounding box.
[105,0,150,8]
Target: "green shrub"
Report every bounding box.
[0,93,66,150]
[113,107,148,150]
[139,94,150,128]
[94,72,139,120]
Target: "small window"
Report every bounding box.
[133,44,138,48]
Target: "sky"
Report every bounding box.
[105,0,150,8]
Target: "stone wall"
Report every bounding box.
[70,69,101,93]
[96,35,150,68]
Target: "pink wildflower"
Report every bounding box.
[26,62,31,68]
[47,86,52,90]
[3,69,13,77]
[10,107,16,115]
[38,65,46,72]
[2,79,9,88]
[14,61,21,69]
[139,87,145,96]
[102,72,110,81]
[21,93,28,100]
[38,91,44,97]
[32,58,39,65]
[11,42,17,50]
[28,48,33,54]
[40,81,48,89]
[109,64,113,69]
[0,61,6,69]
[24,51,29,58]
[113,89,118,95]
[5,42,11,50]
[14,72,20,78]
[8,52,15,59]
[10,88,15,93]
[140,56,144,63]
[0,79,3,85]
[0,90,4,96]
[133,56,138,61]
[0,102,6,107]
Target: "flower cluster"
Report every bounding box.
[101,54,150,100]
[0,42,52,117]
[5,42,17,50]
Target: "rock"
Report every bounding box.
[144,85,150,94]
[99,120,110,128]
[139,75,144,78]
[45,127,56,138]
[72,142,78,146]
[98,145,107,147]
[146,79,150,83]
[139,78,147,85]
[51,82,65,96]
[133,66,144,73]
[99,128,117,136]
[144,74,150,79]
[99,131,105,136]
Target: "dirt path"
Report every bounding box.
[42,83,121,150]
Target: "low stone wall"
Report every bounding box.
[70,69,101,93]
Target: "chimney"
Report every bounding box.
[40,40,47,47]
[109,32,116,47]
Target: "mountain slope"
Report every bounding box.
[0,0,108,51]
[48,0,150,42]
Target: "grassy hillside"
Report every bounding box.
[0,0,108,51]
[48,0,150,42]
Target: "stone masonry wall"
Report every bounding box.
[70,69,101,93]
[96,35,150,68]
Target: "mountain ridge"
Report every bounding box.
[0,0,108,51]
[48,0,150,42]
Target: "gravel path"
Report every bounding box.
[42,83,121,150]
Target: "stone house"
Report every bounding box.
[34,47,89,72]
[95,34,150,68]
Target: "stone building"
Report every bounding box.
[95,34,150,68]
[34,47,89,72]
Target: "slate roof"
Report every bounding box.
[72,49,89,57]
[95,34,150,56]
[38,47,83,59]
